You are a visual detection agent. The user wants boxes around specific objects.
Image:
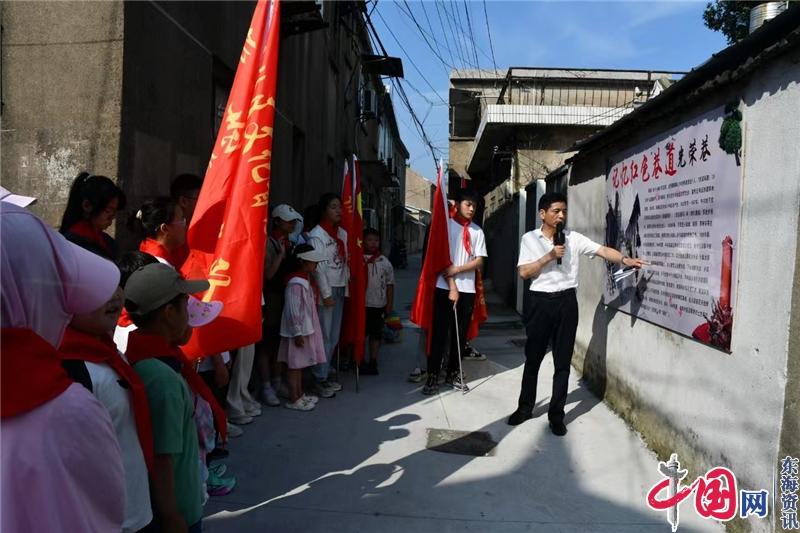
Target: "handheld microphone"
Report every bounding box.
[554,222,565,265]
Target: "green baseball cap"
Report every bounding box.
[124,263,210,317]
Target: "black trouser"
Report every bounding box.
[428,288,475,377]
[517,289,579,424]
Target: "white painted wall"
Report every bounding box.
[567,51,799,531]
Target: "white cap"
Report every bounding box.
[272,204,302,222]
[0,186,37,208]
[297,247,324,262]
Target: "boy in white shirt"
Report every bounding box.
[422,189,487,395]
[362,228,394,375]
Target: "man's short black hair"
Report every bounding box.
[117,251,159,288]
[538,192,568,212]
[363,227,380,240]
[454,188,479,204]
[170,174,203,199]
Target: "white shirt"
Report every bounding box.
[436,218,488,294]
[85,362,153,533]
[517,228,602,292]
[365,255,395,308]
[113,323,136,355]
[197,351,231,372]
[308,225,349,298]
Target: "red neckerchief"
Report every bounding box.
[68,220,112,255]
[452,213,473,256]
[285,270,310,284]
[364,251,381,264]
[117,308,134,327]
[173,242,190,270]
[319,220,345,261]
[125,330,228,442]
[60,327,154,471]
[1,328,74,419]
[139,238,176,267]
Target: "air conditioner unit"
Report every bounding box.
[362,88,377,118]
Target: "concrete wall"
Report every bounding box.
[448,140,474,179]
[515,126,595,185]
[116,1,251,248]
[405,168,432,212]
[568,47,800,533]
[1,1,125,227]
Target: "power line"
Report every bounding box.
[363,8,441,165]
[395,0,455,71]
[449,0,475,69]
[442,0,473,70]
[446,0,495,70]
[373,7,447,106]
[420,0,458,71]
[462,0,482,74]
[482,0,498,74]
[433,0,467,72]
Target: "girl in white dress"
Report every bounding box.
[277,244,328,411]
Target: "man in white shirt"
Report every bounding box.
[508,192,646,435]
[422,189,488,395]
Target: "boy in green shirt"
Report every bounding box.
[123,263,220,533]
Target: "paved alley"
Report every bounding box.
[203,255,723,533]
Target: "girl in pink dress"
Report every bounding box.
[277,244,328,411]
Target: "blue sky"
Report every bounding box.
[371,1,730,180]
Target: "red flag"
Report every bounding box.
[340,158,367,364]
[180,0,281,359]
[467,270,488,340]
[410,165,452,355]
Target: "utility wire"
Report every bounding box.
[450,0,474,69]
[420,0,458,71]
[373,7,448,106]
[482,0,498,74]
[463,0,482,74]
[443,0,473,70]
[364,7,441,164]
[440,1,472,72]
[433,0,467,73]
[396,0,455,71]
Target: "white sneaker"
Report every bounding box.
[245,405,262,417]
[323,380,342,392]
[261,384,281,407]
[285,398,315,411]
[228,414,253,425]
[227,422,244,438]
[312,381,336,398]
[301,393,319,404]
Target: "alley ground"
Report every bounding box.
[202,255,723,533]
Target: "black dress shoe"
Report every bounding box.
[507,410,533,426]
[549,420,567,436]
